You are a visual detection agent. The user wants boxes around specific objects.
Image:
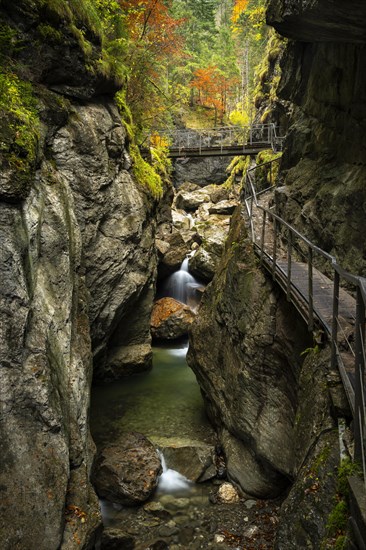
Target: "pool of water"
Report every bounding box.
[90,343,214,449]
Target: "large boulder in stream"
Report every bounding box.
[189,223,229,282]
[151,298,195,340]
[92,432,162,506]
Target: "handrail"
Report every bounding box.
[243,157,366,482]
[145,123,285,154]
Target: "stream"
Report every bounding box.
[90,258,281,549]
[90,343,281,550]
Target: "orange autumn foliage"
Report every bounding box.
[231,0,249,24]
[119,0,184,56]
[190,66,239,120]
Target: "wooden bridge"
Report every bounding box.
[142,123,284,158]
[243,159,366,546]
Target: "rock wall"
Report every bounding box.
[267,0,366,275]
[0,3,158,549]
[187,208,348,546]
[173,157,230,187]
[187,209,313,498]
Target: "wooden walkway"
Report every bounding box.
[246,185,361,411]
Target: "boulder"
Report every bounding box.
[158,439,216,482]
[103,344,153,380]
[100,528,135,550]
[92,433,162,506]
[208,200,238,215]
[155,230,189,279]
[175,189,210,211]
[187,210,313,498]
[188,226,228,282]
[151,298,195,340]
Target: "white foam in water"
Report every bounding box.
[157,451,192,493]
[169,346,189,358]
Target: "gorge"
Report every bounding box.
[0,1,365,549]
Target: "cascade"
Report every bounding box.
[157,450,192,494]
[161,257,201,307]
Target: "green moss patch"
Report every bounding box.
[0,71,40,200]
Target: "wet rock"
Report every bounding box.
[144,502,171,520]
[157,521,179,537]
[244,499,257,510]
[92,433,162,506]
[160,441,216,483]
[100,528,135,550]
[156,230,189,279]
[216,483,240,504]
[104,344,153,379]
[151,297,195,340]
[145,540,169,550]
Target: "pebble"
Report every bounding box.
[244,499,257,509]
[158,520,179,537]
[216,482,240,503]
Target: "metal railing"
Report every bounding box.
[146,123,284,156]
[243,157,366,482]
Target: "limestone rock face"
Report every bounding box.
[174,156,230,187]
[151,298,195,340]
[187,210,312,498]
[92,433,162,505]
[51,101,157,379]
[0,13,157,549]
[189,223,230,282]
[267,0,366,43]
[274,349,341,549]
[266,0,366,275]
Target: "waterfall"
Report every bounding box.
[161,257,201,307]
[157,451,192,493]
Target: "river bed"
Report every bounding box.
[90,345,281,549]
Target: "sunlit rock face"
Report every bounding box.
[266,0,366,275]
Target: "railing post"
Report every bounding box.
[199,133,202,155]
[308,246,314,331]
[287,230,292,301]
[270,162,273,186]
[250,125,252,144]
[272,218,277,280]
[260,210,266,265]
[331,271,340,370]
[354,287,366,463]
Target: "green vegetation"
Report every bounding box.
[321,458,362,549]
[129,144,164,199]
[224,155,251,189]
[0,71,40,174]
[253,28,285,119]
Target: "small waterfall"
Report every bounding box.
[162,257,201,307]
[157,451,192,494]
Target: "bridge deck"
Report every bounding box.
[250,190,358,404]
[167,143,269,158]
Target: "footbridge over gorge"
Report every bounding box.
[243,158,366,546]
[142,123,284,158]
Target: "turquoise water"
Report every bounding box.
[90,344,214,449]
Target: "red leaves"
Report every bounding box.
[119,0,185,57]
